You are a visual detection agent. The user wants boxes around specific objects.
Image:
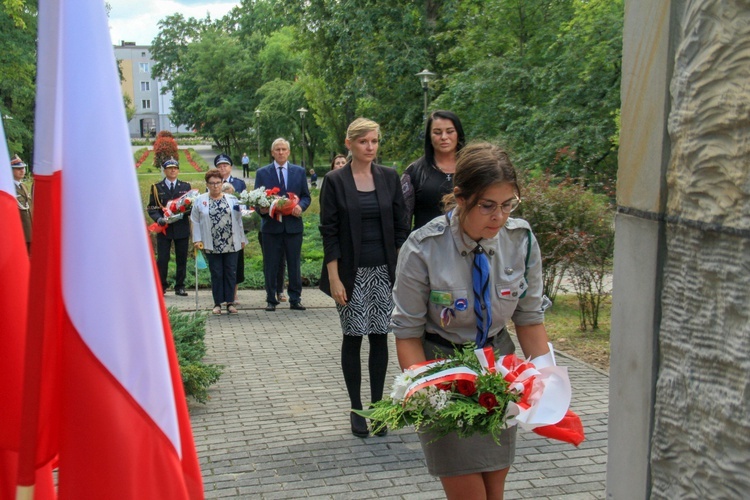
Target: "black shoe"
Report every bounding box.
[290,302,306,311]
[175,288,188,296]
[350,412,369,438]
[265,302,276,311]
[374,426,388,437]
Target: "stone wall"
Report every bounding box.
[651,1,750,497]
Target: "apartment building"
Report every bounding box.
[114,42,190,138]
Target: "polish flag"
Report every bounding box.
[15,0,203,497]
[0,119,56,499]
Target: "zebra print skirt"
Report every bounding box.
[336,265,393,336]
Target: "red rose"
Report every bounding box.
[456,380,476,396]
[437,382,452,392]
[184,199,191,206]
[478,392,498,413]
[169,202,177,212]
[179,205,186,212]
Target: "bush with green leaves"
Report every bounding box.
[517,174,613,329]
[168,308,223,404]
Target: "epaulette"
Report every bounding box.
[504,217,531,232]
[411,214,451,244]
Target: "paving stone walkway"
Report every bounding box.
[166,289,608,499]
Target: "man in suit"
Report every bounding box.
[11,155,32,255]
[147,157,192,296]
[254,138,311,311]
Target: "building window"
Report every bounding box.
[142,99,151,110]
[140,81,150,91]
[139,62,149,73]
[141,52,146,57]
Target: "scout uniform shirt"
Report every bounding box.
[391,210,547,345]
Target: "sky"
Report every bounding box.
[107,0,239,46]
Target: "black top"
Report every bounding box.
[401,157,453,230]
[358,190,386,267]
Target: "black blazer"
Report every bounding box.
[318,163,409,299]
[147,179,192,240]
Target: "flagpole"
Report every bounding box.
[195,249,199,311]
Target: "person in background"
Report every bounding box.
[254,138,311,311]
[215,153,248,301]
[191,168,247,315]
[401,110,466,230]
[391,142,553,499]
[319,118,409,437]
[241,152,250,178]
[147,157,192,296]
[11,155,32,255]
[309,168,318,189]
[319,153,347,193]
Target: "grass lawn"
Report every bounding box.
[543,294,611,371]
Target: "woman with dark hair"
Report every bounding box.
[392,142,554,498]
[319,119,409,438]
[401,110,466,230]
[191,168,247,315]
[319,154,347,193]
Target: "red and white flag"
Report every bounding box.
[0,116,56,500]
[16,0,203,497]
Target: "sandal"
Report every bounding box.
[212,306,222,315]
[227,303,238,314]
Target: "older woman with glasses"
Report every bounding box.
[191,168,247,315]
[391,142,553,499]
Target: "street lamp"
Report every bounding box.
[415,69,436,120]
[297,107,308,168]
[255,109,261,168]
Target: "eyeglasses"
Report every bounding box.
[475,196,521,215]
[207,181,223,187]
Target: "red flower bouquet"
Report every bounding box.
[357,344,585,445]
[148,189,199,234]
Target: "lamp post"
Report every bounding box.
[415,69,436,120]
[297,107,308,168]
[254,109,261,168]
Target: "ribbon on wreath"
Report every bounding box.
[401,347,585,446]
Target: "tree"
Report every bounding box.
[0,0,37,158]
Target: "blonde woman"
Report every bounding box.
[319,118,409,437]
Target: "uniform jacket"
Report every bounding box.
[390,212,546,345]
[147,178,192,239]
[254,162,311,234]
[15,181,32,243]
[318,163,409,299]
[224,176,246,194]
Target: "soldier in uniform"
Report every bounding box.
[147,157,192,296]
[11,155,32,254]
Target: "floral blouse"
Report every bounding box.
[207,196,233,253]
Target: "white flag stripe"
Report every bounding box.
[33,0,63,177]
[54,0,181,456]
[0,120,13,196]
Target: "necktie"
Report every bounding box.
[472,245,492,347]
[277,167,286,192]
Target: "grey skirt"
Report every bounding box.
[418,332,518,477]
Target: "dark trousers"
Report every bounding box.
[156,234,188,290]
[242,163,250,177]
[258,232,285,292]
[261,231,301,304]
[206,250,239,306]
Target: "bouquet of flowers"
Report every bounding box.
[239,186,279,208]
[148,189,200,234]
[164,189,199,220]
[357,344,585,446]
[238,186,299,222]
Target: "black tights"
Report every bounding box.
[341,334,389,411]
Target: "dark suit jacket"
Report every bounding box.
[254,162,311,234]
[318,163,409,299]
[225,176,246,194]
[147,178,192,239]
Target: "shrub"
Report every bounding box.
[168,308,223,404]
[153,134,179,169]
[517,174,613,329]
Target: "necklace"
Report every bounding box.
[434,162,455,182]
